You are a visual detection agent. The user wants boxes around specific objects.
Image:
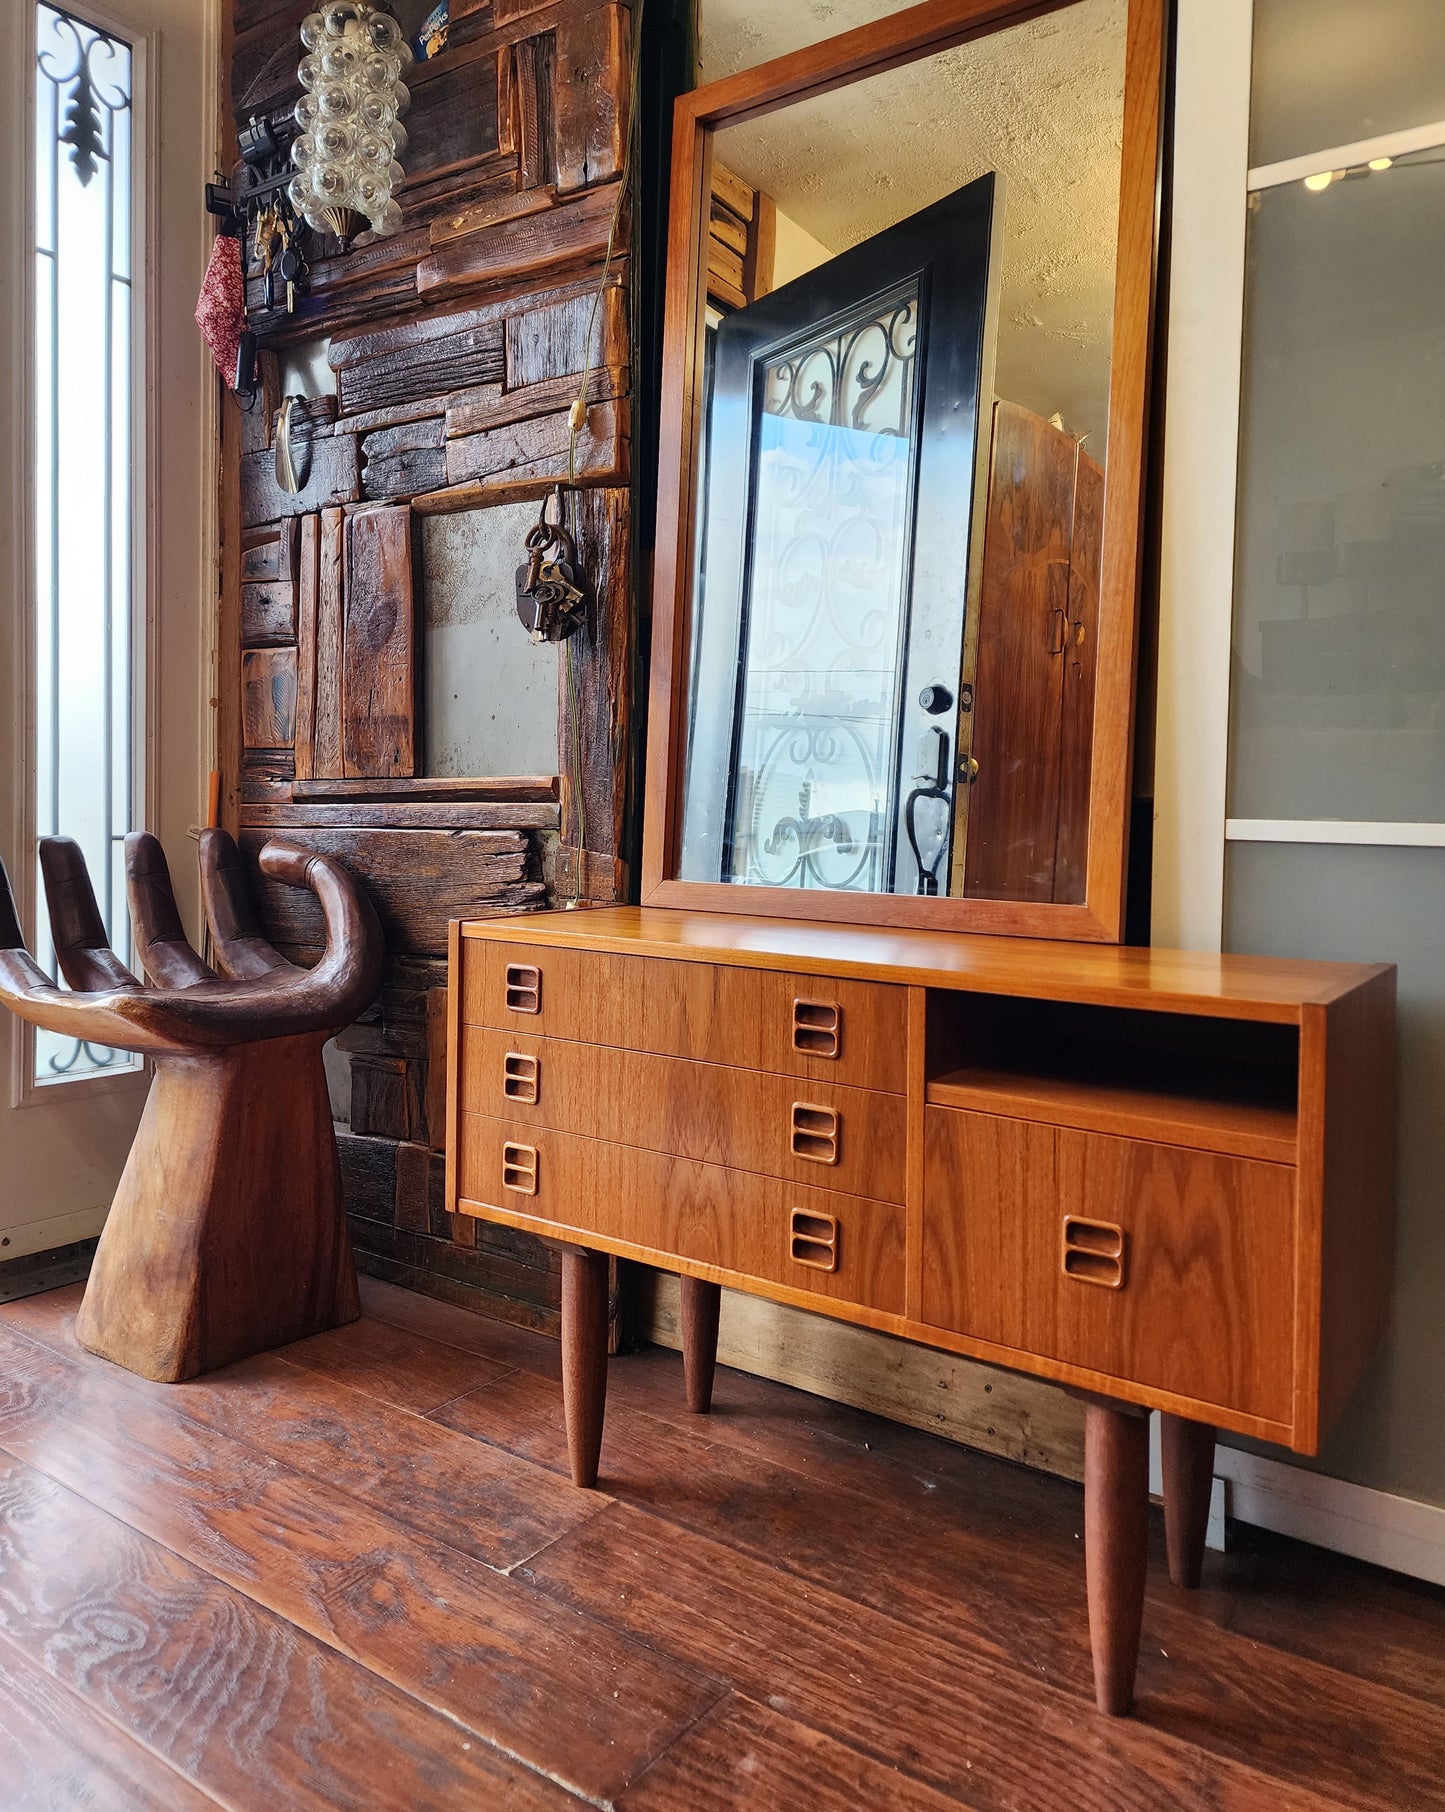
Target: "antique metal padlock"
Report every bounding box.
[515,489,589,643]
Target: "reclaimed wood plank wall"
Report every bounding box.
[221,0,639,1330]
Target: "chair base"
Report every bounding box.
[73,1033,360,1383]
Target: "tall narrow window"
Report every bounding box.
[33,4,138,1082]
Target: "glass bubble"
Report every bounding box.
[367,11,401,49]
[299,11,326,48]
[315,119,354,158]
[287,174,312,212]
[326,41,361,78]
[376,198,403,236]
[298,52,320,88]
[316,82,356,119]
[396,36,413,65]
[294,92,319,129]
[355,131,389,170]
[356,172,386,209]
[386,159,405,188]
[292,132,317,166]
[358,89,395,130]
[360,50,399,89]
[313,162,349,200]
[322,4,354,36]
[388,119,407,156]
[392,79,409,117]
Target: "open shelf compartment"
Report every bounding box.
[924,991,1300,1164]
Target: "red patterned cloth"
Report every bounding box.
[195,234,244,382]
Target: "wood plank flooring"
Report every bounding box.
[0,1279,1440,1810]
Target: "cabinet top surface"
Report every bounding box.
[459,907,1392,1019]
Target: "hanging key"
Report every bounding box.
[515,493,588,643]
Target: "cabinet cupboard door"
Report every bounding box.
[922,1108,1296,1425]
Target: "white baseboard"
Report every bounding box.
[1212,1448,1445,1588]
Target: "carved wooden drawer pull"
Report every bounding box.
[1061,1215,1126,1289]
[793,998,841,1059]
[503,1051,539,1104]
[790,1207,839,1272]
[505,963,541,1013]
[791,1102,840,1165]
[502,1141,539,1196]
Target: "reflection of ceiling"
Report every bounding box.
[701,0,1127,448]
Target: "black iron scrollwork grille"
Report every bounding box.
[726,283,923,892]
[33,5,137,1083]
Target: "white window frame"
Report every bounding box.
[8,0,158,1109]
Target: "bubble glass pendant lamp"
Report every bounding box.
[289,3,411,250]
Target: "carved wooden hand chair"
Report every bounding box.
[0,829,384,1382]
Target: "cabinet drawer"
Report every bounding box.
[922,1107,1296,1423]
[460,1026,906,1204]
[460,937,907,1093]
[458,1112,905,1316]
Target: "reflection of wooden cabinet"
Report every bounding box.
[963,401,1104,903]
[448,907,1395,1715]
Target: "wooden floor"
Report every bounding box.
[0,1284,1441,1811]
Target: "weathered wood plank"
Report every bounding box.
[0,1450,581,1811]
[505,279,627,387]
[241,578,297,646]
[349,1051,422,1144]
[240,435,360,527]
[361,449,449,500]
[446,364,625,439]
[444,395,628,487]
[342,504,415,777]
[552,2,629,193]
[557,484,630,884]
[292,512,319,780]
[362,418,447,461]
[240,800,561,831]
[238,826,541,955]
[416,180,619,300]
[513,29,557,188]
[312,507,346,779]
[241,517,297,584]
[240,647,298,750]
[333,320,506,418]
[293,775,558,802]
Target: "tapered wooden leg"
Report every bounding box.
[1084,1400,1150,1716]
[560,1247,610,1488]
[679,1275,722,1414]
[1161,1414,1216,1589]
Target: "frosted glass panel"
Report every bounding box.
[1250,0,1445,167]
[1225,841,1445,1503]
[1227,152,1445,822]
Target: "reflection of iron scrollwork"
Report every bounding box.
[728,281,922,892]
[39,7,131,188]
[745,721,883,892]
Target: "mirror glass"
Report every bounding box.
[677,0,1127,902]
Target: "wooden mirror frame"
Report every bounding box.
[641,0,1166,941]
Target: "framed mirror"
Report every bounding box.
[643,0,1165,939]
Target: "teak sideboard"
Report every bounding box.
[445,905,1395,1715]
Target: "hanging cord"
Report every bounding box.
[562,0,645,901]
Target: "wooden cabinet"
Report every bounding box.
[446,905,1395,1717]
[921,1108,1296,1425]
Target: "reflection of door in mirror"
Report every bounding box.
[962,401,1104,904]
[680,174,1001,896]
